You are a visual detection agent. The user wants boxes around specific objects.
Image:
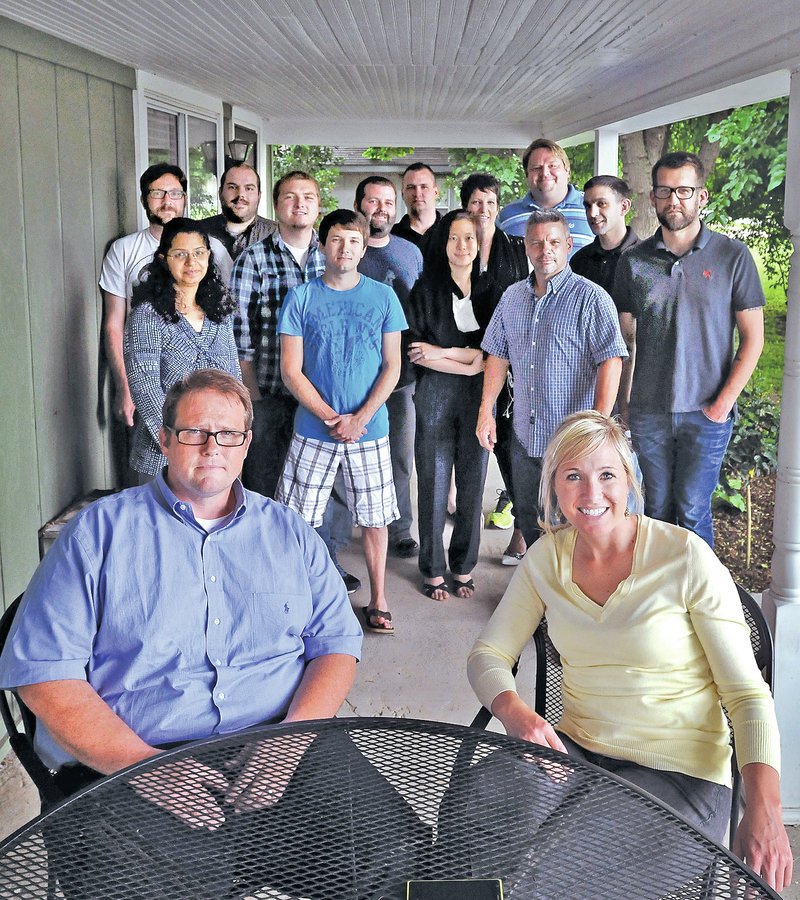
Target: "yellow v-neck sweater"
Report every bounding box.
[468,516,779,786]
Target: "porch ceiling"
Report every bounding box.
[1,0,799,146]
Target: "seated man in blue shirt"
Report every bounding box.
[0,370,367,895]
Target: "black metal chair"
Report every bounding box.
[470,583,774,847]
[0,594,64,806]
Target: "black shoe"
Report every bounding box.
[391,537,419,559]
[336,563,361,594]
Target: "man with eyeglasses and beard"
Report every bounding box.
[100,164,230,431]
[203,162,277,262]
[614,151,765,548]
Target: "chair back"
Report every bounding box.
[470,583,774,848]
[0,595,64,805]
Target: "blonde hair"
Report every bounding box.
[538,411,642,533]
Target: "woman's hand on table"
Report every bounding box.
[491,690,566,752]
[733,763,793,892]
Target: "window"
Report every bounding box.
[146,106,219,218]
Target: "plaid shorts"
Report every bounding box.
[277,434,399,528]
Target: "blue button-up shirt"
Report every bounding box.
[482,267,628,457]
[497,184,593,257]
[0,475,362,769]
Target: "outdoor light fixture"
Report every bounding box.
[227,140,253,163]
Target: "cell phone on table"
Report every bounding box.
[407,879,503,899]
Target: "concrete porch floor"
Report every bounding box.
[1,457,798,895]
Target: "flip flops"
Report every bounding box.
[362,606,394,634]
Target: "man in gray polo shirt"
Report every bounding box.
[615,151,765,547]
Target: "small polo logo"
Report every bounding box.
[703,269,712,279]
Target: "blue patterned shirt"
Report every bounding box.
[482,266,628,456]
[0,475,362,769]
[497,184,593,257]
[231,231,325,396]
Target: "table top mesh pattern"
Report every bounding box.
[0,718,778,899]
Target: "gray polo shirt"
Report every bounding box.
[614,224,764,414]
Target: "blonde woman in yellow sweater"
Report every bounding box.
[468,410,792,893]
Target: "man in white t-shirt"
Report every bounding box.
[99,163,231,426]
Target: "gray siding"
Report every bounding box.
[0,19,137,609]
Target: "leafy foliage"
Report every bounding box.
[362,147,415,160]
[703,99,790,289]
[272,145,344,214]
[714,382,780,511]
[444,148,526,205]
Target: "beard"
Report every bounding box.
[221,201,250,224]
[656,205,698,232]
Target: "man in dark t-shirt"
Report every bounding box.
[357,176,424,557]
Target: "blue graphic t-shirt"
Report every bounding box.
[278,275,407,442]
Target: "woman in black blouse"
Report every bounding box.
[406,210,490,600]
[461,173,529,566]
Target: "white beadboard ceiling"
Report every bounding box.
[1,0,799,146]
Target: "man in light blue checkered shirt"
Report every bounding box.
[478,209,627,548]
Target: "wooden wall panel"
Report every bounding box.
[56,67,106,493]
[18,55,72,523]
[0,30,135,613]
[0,48,41,602]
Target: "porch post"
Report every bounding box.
[594,128,619,175]
[763,66,800,821]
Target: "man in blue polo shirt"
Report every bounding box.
[497,138,593,256]
[615,151,765,548]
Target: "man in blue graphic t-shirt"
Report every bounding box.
[278,210,407,634]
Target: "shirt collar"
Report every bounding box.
[654,221,710,254]
[273,229,320,253]
[154,471,248,525]
[524,183,581,211]
[528,264,572,296]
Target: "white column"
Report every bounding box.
[762,67,800,822]
[594,128,620,175]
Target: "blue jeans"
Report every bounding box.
[509,436,543,548]
[629,409,733,548]
[386,383,416,543]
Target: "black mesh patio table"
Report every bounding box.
[0,717,778,899]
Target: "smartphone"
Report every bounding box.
[407,879,503,899]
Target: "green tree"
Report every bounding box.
[445,148,525,205]
[362,147,415,161]
[704,99,790,288]
[271,145,344,214]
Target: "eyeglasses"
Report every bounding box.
[652,185,698,200]
[147,189,186,200]
[166,248,211,261]
[167,426,248,447]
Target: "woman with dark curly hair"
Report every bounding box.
[123,218,241,479]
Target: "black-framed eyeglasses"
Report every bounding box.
[147,189,186,200]
[166,426,248,447]
[652,185,698,200]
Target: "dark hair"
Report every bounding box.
[354,175,396,209]
[162,369,253,432]
[459,172,501,208]
[582,174,631,200]
[139,163,187,203]
[651,152,706,188]
[272,170,320,207]
[318,209,369,246]
[401,162,436,181]
[421,209,474,282]
[220,162,260,193]
[521,139,570,174]
[130,218,234,324]
[525,208,570,237]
